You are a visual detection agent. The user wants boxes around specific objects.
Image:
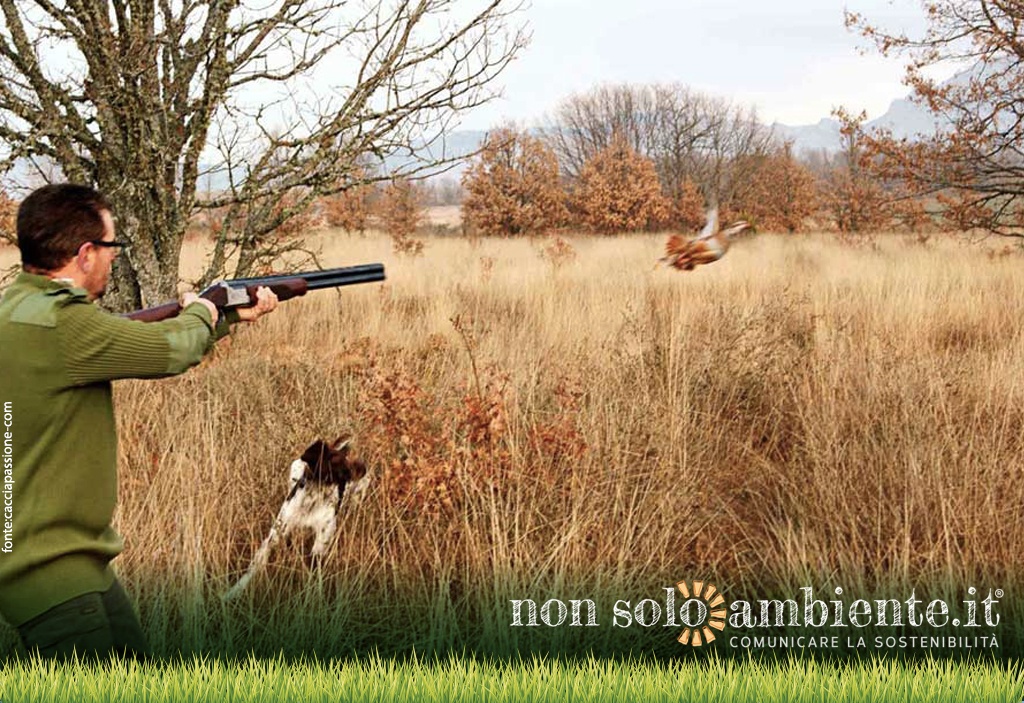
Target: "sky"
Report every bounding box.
[458,0,934,130]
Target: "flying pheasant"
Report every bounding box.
[662,208,752,271]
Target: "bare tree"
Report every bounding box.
[846,1,1024,236]
[542,83,773,211]
[685,96,774,206]
[0,0,527,308]
[541,83,662,180]
[648,85,708,199]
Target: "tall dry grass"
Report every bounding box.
[6,230,1024,655]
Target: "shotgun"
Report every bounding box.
[124,263,386,322]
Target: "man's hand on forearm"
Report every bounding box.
[235,286,279,323]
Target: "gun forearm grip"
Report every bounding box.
[256,279,308,304]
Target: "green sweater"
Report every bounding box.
[0,272,232,626]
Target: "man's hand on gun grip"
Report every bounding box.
[236,286,279,323]
[181,292,219,326]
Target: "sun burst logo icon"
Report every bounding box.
[676,580,728,646]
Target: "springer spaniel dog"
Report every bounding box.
[223,437,368,600]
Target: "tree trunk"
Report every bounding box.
[100,182,186,312]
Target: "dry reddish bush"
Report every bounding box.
[357,359,511,518]
[461,126,567,236]
[457,370,512,476]
[528,374,588,471]
[351,317,589,517]
[538,235,576,269]
[378,178,425,256]
[361,365,453,515]
[570,136,669,233]
[814,112,893,233]
[358,358,590,516]
[821,169,889,233]
[322,186,372,233]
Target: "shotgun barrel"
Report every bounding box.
[124,263,386,323]
[227,263,385,289]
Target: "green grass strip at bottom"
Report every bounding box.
[0,654,1020,703]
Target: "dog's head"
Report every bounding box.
[297,436,367,482]
[289,436,369,498]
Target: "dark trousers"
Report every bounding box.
[16,578,149,660]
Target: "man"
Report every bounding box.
[0,183,277,659]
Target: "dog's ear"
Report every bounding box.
[300,439,329,478]
[300,439,326,466]
[327,436,349,481]
[328,438,367,482]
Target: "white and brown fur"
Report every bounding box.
[223,437,368,600]
[662,208,752,271]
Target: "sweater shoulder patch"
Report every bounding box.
[9,292,63,327]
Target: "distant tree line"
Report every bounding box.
[102,76,949,260]
[457,82,962,237]
[233,80,943,246]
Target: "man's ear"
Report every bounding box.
[77,244,93,274]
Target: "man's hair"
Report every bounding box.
[17,183,113,271]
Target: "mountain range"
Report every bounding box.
[769,94,945,156]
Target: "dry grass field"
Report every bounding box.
[2,229,1023,656]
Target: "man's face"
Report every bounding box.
[82,210,119,300]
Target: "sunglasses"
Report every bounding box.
[89,240,129,250]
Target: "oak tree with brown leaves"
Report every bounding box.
[730,145,818,232]
[846,1,1024,236]
[379,179,425,256]
[822,110,940,233]
[570,137,669,234]
[461,126,567,236]
[322,186,373,235]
